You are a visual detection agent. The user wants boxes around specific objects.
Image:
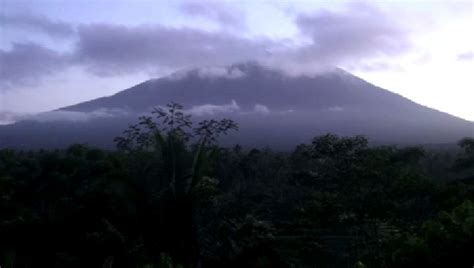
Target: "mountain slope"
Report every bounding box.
[1,62,472,149]
[62,63,429,115]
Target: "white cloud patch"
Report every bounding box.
[22,108,128,123]
[197,67,246,79]
[165,66,246,81]
[0,111,21,125]
[253,104,270,115]
[164,68,192,81]
[188,100,240,116]
[325,106,344,112]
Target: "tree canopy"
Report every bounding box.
[0,104,472,268]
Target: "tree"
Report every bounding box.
[453,137,474,175]
[114,103,238,267]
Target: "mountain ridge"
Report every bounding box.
[1,62,472,149]
[60,62,470,123]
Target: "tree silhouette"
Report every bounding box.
[114,103,238,267]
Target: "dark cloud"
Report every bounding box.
[293,3,411,68]
[75,24,272,75]
[74,3,413,78]
[180,2,244,29]
[0,43,70,89]
[457,51,474,61]
[1,2,416,89]
[0,12,75,38]
[0,24,273,89]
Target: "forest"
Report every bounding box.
[1,104,473,268]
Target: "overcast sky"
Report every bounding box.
[1,0,473,121]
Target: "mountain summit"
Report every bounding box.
[62,62,413,114]
[1,63,472,149]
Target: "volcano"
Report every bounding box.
[1,62,472,149]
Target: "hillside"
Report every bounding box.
[0,63,472,149]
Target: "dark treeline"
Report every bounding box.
[1,104,473,268]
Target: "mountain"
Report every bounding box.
[0,62,472,149]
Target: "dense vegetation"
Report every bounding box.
[1,104,473,268]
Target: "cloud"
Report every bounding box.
[197,66,246,79]
[325,106,344,112]
[22,108,128,123]
[164,66,245,81]
[75,24,272,76]
[0,23,270,89]
[0,12,75,38]
[180,2,244,29]
[290,3,412,70]
[457,51,474,61]
[73,5,413,78]
[0,2,418,89]
[165,65,247,80]
[188,100,240,116]
[0,111,22,125]
[0,43,70,89]
[352,61,404,72]
[254,104,270,115]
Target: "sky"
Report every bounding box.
[0,0,473,121]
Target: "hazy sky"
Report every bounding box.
[1,0,473,120]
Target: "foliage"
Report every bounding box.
[0,104,472,267]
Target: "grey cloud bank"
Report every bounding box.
[290,3,411,71]
[0,43,71,89]
[0,2,419,91]
[75,23,271,75]
[0,12,75,38]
